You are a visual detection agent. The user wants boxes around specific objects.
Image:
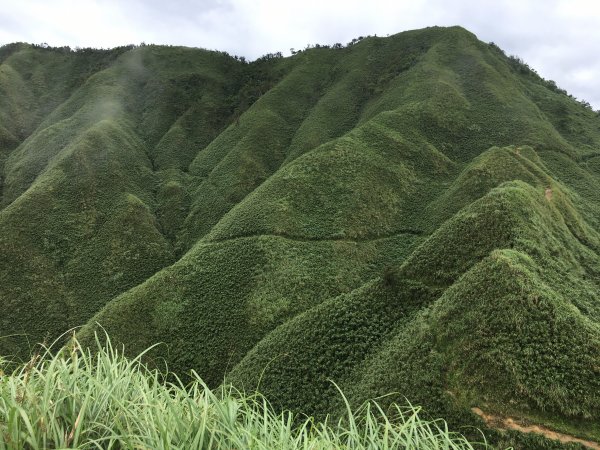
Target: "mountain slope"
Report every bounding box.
[2,26,600,447]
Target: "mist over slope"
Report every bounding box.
[2,26,600,447]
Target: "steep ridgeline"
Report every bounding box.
[2,26,600,448]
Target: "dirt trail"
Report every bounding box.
[472,407,600,450]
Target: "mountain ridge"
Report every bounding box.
[2,26,600,448]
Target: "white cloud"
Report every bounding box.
[0,0,599,108]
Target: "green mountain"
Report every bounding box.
[2,26,600,447]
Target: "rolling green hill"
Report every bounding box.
[2,26,600,448]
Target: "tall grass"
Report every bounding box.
[0,334,485,449]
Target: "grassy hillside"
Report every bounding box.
[0,336,482,449]
[2,26,600,448]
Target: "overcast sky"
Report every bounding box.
[1,0,598,109]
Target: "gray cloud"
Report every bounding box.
[0,0,598,108]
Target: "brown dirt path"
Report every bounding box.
[472,407,600,449]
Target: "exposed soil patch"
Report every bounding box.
[472,407,600,450]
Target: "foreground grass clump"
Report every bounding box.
[0,336,484,449]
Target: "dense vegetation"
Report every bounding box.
[0,335,484,449]
[1,26,600,448]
